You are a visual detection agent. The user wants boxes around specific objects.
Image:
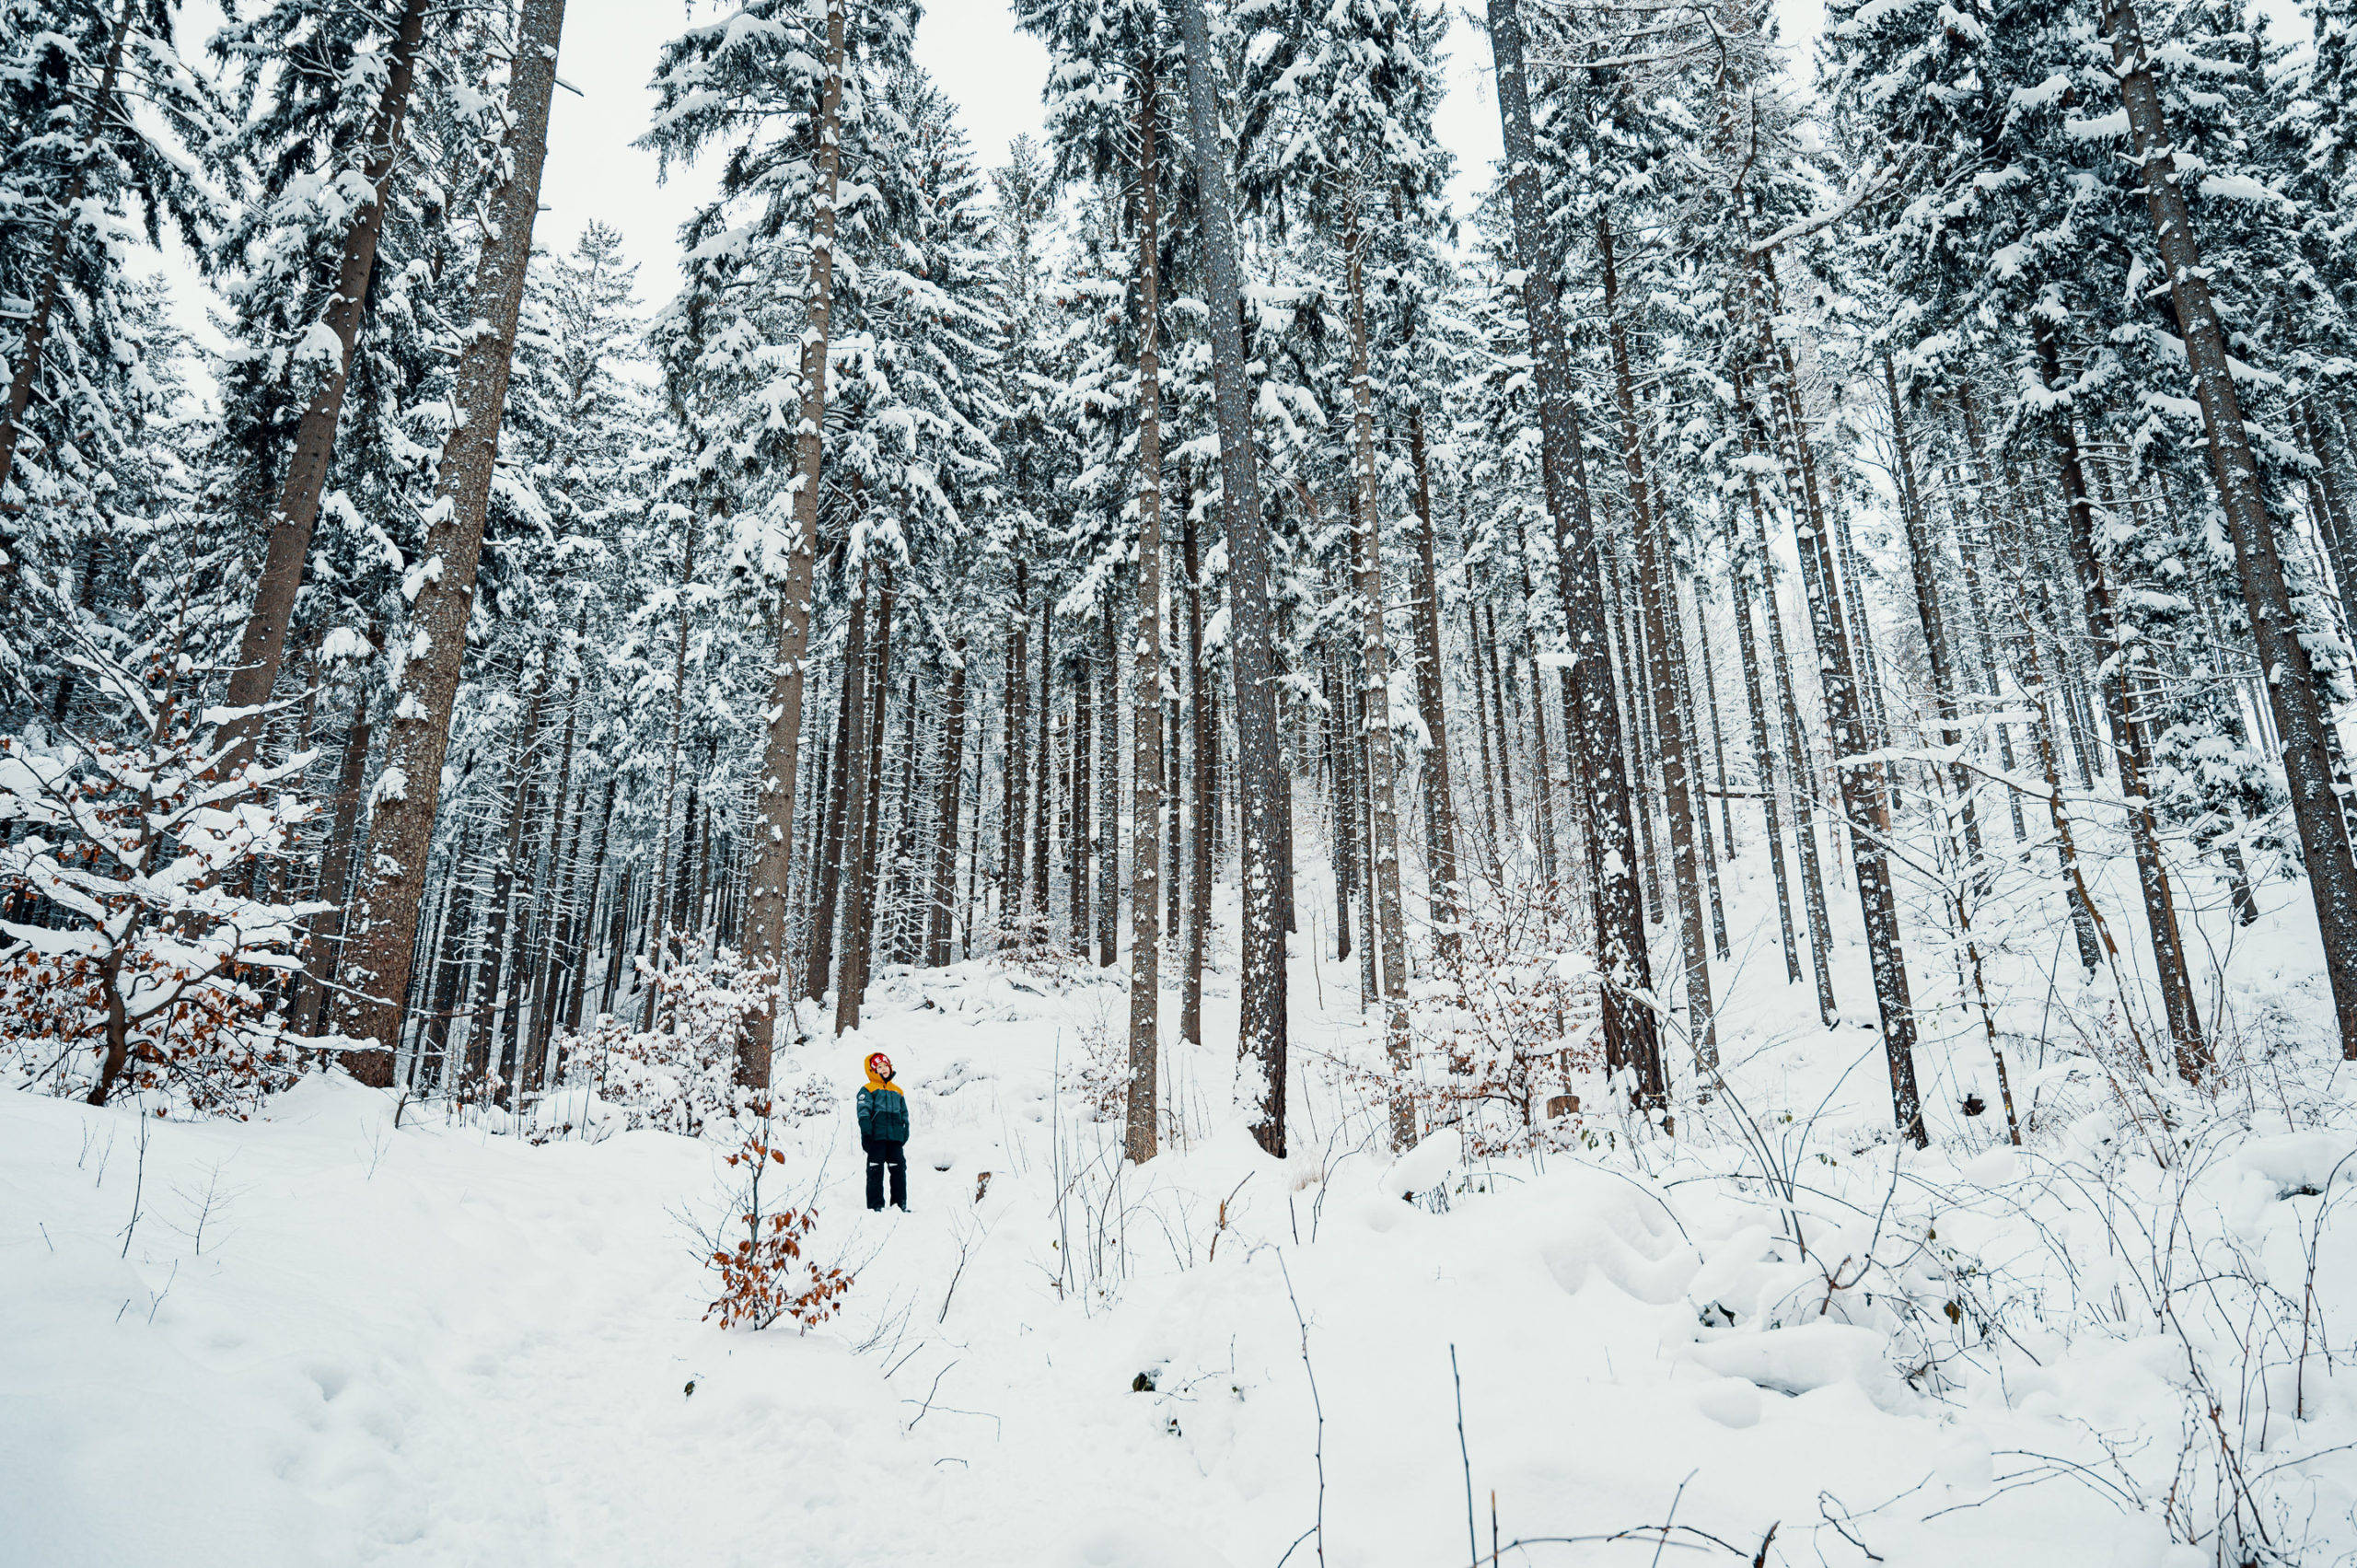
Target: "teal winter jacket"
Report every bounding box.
[857,1085,909,1143]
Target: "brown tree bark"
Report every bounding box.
[1883,358,1981,864]
[1341,209,1415,1147]
[1749,272,1923,1146]
[2034,322,2208,1077]
[1096,599,1120,966]
[1125,56,1167,1164]
[468,654,548,1098]
[215,0,432,772]
[807,588,865,1001]
[1406,405,1462,949]
[926,637,970,966]
[839,558,890,1028]
[1177,0,1291,1148]
[563,773,618,1039]
[1181,505,1213,1045]
[1030,598,1053,921]
[738,0,849,1083]
[1739,394,1835,1014]
[1601,214,1714,1072]
[637,513,698,1028]
[831,563,880,1032]
[331,0,566,1078]
[1073,636,1093,949]
[1722,506,1804,985]
[1691,575,1738,855]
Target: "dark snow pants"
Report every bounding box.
[863,1135,907,1211]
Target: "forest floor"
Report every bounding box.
[6,828,2357,1566]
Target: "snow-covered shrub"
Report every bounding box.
[970,907,1086,987]
[0,722,322,1116]
[1384,875,1605,1156]
[1062,1014,1126,1122]
[541,951,772,1138]
[702,1108,852,1331]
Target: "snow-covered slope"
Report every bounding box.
[6,878,2355,1566]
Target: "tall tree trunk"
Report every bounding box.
[419,824,482,1094]
[469,658,547,1098]
[1030,599,1053,920]
[1480,603,1516,847]
[1600,214,1714,1073]
[1466,598,1504,876]
[1691,575,1737,855]
[1408,406,1463,947]
[215,0,433,771]
[830,563,878,1031]
[1603,542,1664,921]
[1182,506,1213,1045]
[1342,209,1415,1147]
[738,0,849,1085]
[1124,58,1167,1165]
[331,0,566,1077]
[1738,401,1834,1013]
[2100,0,2357,1056]
[1483,1,1667,1095]
[842,563,895,1025]
[298,681,372,1035]
[1177,0,1291,1151]
[1751,270,1923,1146]
[1326,638,1360,962]
[564,773,618,1039]
[1097,599,1120,966]
[2034,323,2208,1077]
[1667,570,1729,961]
[1884,358,1982,865]
[637,514,698,1028]
[1952,394,2032,843]
[1723,514,1803,984]
[1006,563,1032,917]
[1510,516,1563,886]
[1073,639,1093,950]
[807,595,865,1000]
[526,657,586,1081]
[926,637,970,966]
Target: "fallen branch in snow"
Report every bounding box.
[1278,1251,1325,1568]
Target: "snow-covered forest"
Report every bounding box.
[6,0,2357,1560]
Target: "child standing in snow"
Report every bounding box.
[857,1052,909,1212]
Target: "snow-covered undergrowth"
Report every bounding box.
[6,890,2355,1566]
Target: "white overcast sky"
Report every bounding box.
[157,0,2312,354]
[531,0,1518,308]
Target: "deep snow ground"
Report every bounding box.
[6,821,2357,1567]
